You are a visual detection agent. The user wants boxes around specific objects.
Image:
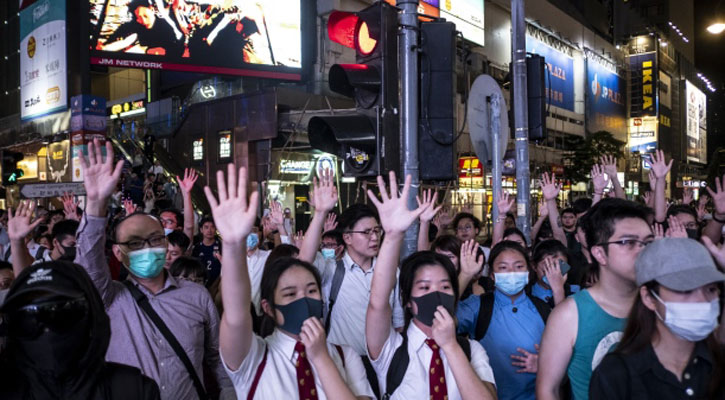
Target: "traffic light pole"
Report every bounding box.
[511,0,532,243]
[399,0,420,258]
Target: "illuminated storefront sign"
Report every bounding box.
[685,80,707,163]
[459,156,483,187]
[192,139,204,162]
[628,52,657,117]
[218,130,232,162]
[109,100,145,119]
[280,160,315,175]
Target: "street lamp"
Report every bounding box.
[707,22,725,34]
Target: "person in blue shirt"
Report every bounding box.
[457,241,551,400]
[529,240,580,308]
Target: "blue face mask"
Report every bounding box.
[494,272,529,295]
[127,247,166,279]
[321,248,336,259]
[164,228,174,236]
[247,233,259,249]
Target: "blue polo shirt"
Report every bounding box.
[531,282,580,306]
[457,290,546,400]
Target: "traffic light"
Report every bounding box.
[308,2,399,177]
[1,151,24,185]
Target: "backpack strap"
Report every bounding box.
[334,345,345,368]
[474,293,495,341]
[324,259,346,334]
[247,345,268,400]
[384,332,410,399]
[529,295,552,323]
[455,336,472,361]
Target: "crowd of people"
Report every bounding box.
[0,139,722,400]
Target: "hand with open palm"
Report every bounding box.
[367,171,426,236]
[203,164,259,245]
[79,139,124,217]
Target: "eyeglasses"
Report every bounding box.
[7,296,89,339]
[597,238,653,251]
[321,242,339,249]
[115,234,167,251]
[346,227,383,238]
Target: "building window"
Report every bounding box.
[192,139,204,162]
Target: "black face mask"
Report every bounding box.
[59,244,76,261]
[275,297,323,335]
[686,229,700,240]
[411,291,456,326]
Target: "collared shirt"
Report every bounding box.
[530,281,580,307]
[75,214,232,400]
[221,329,375,399]
[247,248,271,315]
[369,323,496,400]
[314,252,405,355]
[457,290,545,400]
[590,341,718,400]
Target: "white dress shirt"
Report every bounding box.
[315,252,405,355]
[247,248,271,315]
[370,323,496,400]
[222,329,375,399]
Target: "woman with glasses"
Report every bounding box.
[590,238,725,399]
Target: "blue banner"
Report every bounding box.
[526,35,575,111]
[585,60,626,136]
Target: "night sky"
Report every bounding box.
[695,0,725,87]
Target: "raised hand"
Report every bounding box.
[600,155,618,179]
[203,164,259,244]
[430,306,457,350]
[497,191,515,216]
[511,345,540,374]
[177,168,198,194]
[697,195,709,221]
[706,174,725,217]
[434,207,454,230]
[8,201,43,241]
[122,198,135,215]
[79,139,124,215]
[682,187,693,206]
[665,215,687,238]
[642,191,654,208]
[310,169,338,213]
[591,164,609,194]
[62,192,81,221]
[417,189,442,223]
[542,258,565,291]
[460,239,484,279]
[293,230,305,248]
[367,171,426,235]
[650,150,673,180]
[269,201,285,227]
[652,223,664,240]
[701,236,725,269]
[323,213,338,232]
[540,172,561,202]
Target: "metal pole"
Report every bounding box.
[511,0,531,243]
[490,93,502,223]
[399,0,419,258]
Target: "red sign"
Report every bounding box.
[633,118,643,126]
[551,164,565,175]
[459,157,483,178]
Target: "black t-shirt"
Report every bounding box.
[191,239,222,287]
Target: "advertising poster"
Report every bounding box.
[20,0,67,120]
[685,80,707,163]
[585,58,626,136]
[89,0,303,79]
[628,116,657,154]
[440,0,484,46]
[526,35,575,112]
[628,52,657,117]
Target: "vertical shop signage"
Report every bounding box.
[685,80,707,163]
[628,53,657,117]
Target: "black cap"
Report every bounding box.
[1,266,84,313]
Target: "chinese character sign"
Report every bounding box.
[585,59,626,137]
[20,0,67,120]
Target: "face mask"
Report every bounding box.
[59,244,76,261]
[164,228,174,236]
[127,247,166,279]
[411,291,456,326]
[686,228,700,240]
[494,272,529,296]
[652,291,719,342]
[275,297,323,335]
[247,233,259,249]
[321,248,336,259]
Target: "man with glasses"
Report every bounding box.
[74,139,233,400]
[537,198,653,400]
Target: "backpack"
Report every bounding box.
[324,259,346,334]
[474,292,551,341]
[383,331,472,399]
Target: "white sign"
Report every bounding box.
[685,80,707,163]
[20,0,66,120]
[280,160,314,175]
[20,182,86,199]
[440,0,484,46]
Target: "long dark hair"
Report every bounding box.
[398,251,460,328]
[258,257,322,337]
[616,281,725,398]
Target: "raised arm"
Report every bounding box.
[541,173,567,246]
[491,191,514,247]
[204,164,259,371]
[458,239,484,298]
[530,202,548,242]
[703,174,725,245]
[8,201,43,276]
[590,164,609,207]
[177,168,198,243]
[650,150,673,223]
[417,189,442,251]
[366,172,425,360]
[601,155,625,200]
[298,169,338,263]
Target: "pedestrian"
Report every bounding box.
[590,238,725,399]
[191,216,222,287]
[204,165,374,399]
[530,239,580,307]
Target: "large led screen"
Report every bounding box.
[89,0,304,79]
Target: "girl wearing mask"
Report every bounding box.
[530,239,580,307]
[457,241,551,400]
[366,172,497,400]
[206,165,373,399]
[590,238,724,399]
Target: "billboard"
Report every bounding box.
[89,0,304,79]
[20,0,67,120]
[585,58,626,136]
[628,52,657,117]
[440,0,485,46]
[526,35,575,112]
[628,116,657,154]
[686,80,707,163]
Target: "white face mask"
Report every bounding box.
[651,291,720,342]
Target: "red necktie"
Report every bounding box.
[426,339,448,400]
[294,341,319,400]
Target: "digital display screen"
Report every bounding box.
[89,0,303,79]
[192,138,204,161]
[218,130,232,162]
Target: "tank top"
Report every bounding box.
[566,289,626,400]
